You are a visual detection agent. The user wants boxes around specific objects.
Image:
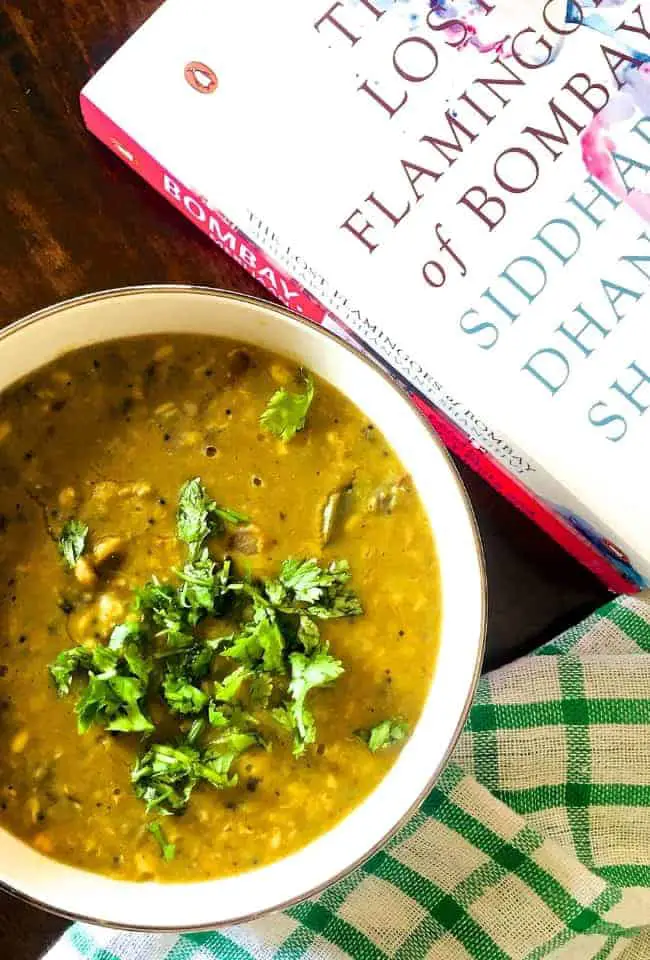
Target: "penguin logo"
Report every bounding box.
[184,62,219,95]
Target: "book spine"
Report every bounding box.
[79,93,635,595]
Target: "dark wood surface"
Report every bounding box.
[0,1,610,955]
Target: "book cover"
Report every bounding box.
[80,0,650,590]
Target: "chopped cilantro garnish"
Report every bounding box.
[357,718,409,753]
[249,672,273,707]
[58,520,88,569]
[132,742,200,814]
[109,622,152,682]
[208,703,230,728]
[273,651,344,756]
[177,553,218,623]
[266,558,362,620]
[177,478,247,560]
[50,627,153,735]
[132,731,258,815]
[49,646,93,696]
[296,615,321,654]
[135,579,191,649]
[213,666,251,703]
[76,672,153,735]
[260,372,314,442]
[46,473,379,854]
[162,675,209,716]
[177,478,215,558]
[177,552,231,624]
[222,600,285,673]
[199,730,260,788]
[148,821,176,862]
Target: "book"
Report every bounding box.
[80,0,650,592]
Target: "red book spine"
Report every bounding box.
[80,93,636,595]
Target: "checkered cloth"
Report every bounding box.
[46,594,650,960]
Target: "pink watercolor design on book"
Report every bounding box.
[581,64,650,218]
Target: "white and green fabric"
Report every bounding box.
[46,593,650,960]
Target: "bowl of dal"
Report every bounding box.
[0,286,485,930]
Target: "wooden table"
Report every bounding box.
[0,1,610,955]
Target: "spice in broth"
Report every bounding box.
[0,336,439,882]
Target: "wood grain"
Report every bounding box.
[0,1,608,954]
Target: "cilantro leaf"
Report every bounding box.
[273,651,344,756]
[357,718,409,753]
[58,520,89,569]
[289,651,344,704]
[207,667,260,728]
[135,579,192,649]
[213,505,250,527]
[272,702,316,758]
[199,731,260,788]
[157,639,215,721]
[213,666,251,703]
[52,629,155,736]
[178,553,217,623]
[266,558,362,620]
[132,731,258,814]
[49,646,93,696]
[177,478,247,560]
[178,553,231,625]
[132,742,200,814]
[109,622,152,682]
[297,615,321,654]
[208,703,230,728]
[222,601,285,673]
[176,478,215,558]
[249,672,273,707]
[162,675,209,715]
[90,645,120,674]
[270,558,327,605]
[260,372,314,442]
[76,672,153,735]
[148,821,176,862]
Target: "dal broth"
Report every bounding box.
[0,335,439,882]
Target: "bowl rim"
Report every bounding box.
[0,283,487,931]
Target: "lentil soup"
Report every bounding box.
[0,335,439,883]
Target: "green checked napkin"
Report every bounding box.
[46,593,650,960]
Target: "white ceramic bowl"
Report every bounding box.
[0,286,486,930]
